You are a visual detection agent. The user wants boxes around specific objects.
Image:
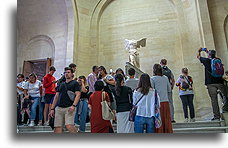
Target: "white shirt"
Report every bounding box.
[17,81,25,95]
[133,89,159,118]
[100,74,114,86]
[23,80,41,97]
[125,78,139,91]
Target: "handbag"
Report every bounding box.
[129,94,145,122]
[63,82,76,101]
[154,90,162,128]
[101,91,115,120]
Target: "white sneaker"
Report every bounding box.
[38,121,43,126]
[190,118,195,122]
[43,122,49,126]
[184,118,189,123]
[28,121,35,127]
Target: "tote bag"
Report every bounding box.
[101,91,114,120]
[154,90,162,128]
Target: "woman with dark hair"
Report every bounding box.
[98,66,116,116]
[113,74,134,133]
[23,73,42,126]
[17,74,25,125]
[133,73,158,133]
[151,64,173,133]
[88,81,113,133]
[176,68,195,122]
[74,76,89,132]
[115,68,127,80]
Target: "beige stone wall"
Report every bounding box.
[208,0,228,70]
[74,0,227,121]
[17,0,76,78]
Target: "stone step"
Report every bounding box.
[172,120,225,128]
[18,120,227,133]
[173,126,228,133]
[19,126,228,134]
[18,124,117,132]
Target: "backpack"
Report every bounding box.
[211,58,224,77]
[162,66,172,82]
[180,75,192,90]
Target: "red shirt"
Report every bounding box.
[43,74,56,94]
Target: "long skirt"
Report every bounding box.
[116,111,134,133]
[155,102,173,133]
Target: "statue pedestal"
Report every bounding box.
[125,62,144,78]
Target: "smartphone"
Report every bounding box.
[202,48,207,51]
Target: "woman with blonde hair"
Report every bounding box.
[176,68,195,122]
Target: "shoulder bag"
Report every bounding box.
[129,93,145,122]
[101,91,115,120]
[63,82,76,101]
[154,90,162,128]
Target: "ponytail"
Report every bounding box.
[115,74,124,96]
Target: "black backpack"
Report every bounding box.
[162,66,172,82]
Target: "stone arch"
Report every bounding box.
[26,35,55,61]
[69,0,79,65]
[224,15,228,70]
[89,0,180,62]
[224,15,228,46]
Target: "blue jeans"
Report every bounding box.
[39,98,45,121]
[30,97,40,121]
[134,115,155,133]
[74,99,88,132]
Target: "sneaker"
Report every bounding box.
[37,121,43,126]
[43,122,49,126]
[184,118,189,123]
[211,118,220,121]
[28,121,35,127]
[189,118,195,122]
[171,120,176,123]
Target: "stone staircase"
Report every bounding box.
[18,120,228,133]
[173,120,228,133]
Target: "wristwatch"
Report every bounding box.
[72,104,76,107]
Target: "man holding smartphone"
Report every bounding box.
[197,48,227,121]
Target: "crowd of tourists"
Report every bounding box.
[17,48,228,133]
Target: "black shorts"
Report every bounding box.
[44,94,55,104]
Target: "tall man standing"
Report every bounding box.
[160,59,176,123]
[57,63,77,85]
[197,48,227,121]
[43,66,57,125]
[49,67,81,133]
[87,66,99,97]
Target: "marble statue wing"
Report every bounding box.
[136,38,147,48]
[124,39,130,50]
